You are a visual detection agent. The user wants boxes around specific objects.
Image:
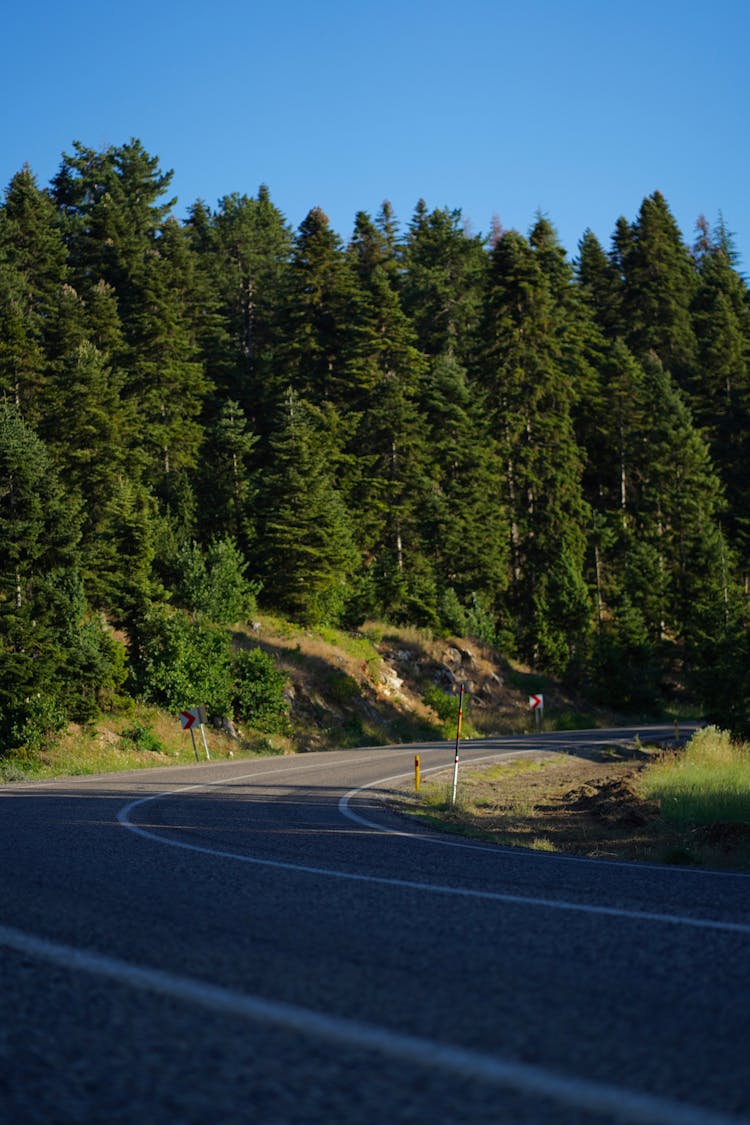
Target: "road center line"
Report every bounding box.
[0,921,740,1125]
[117,773,750,936]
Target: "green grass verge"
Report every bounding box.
[639,726,750,826]
[0,704,289,783]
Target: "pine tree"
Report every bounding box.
[348,209,398,288]
[127,217,211,493]
[194,399,258,553]
[100,475,165,628]
[690,217,750,570]
[400,201,486,364]
[257,391,358,625]
[345,216,434,621]
[416,353,509,629]
[39,340,132,604]
[620,191,698,386]
[195,187,292,422]
[0,256,47,423]
[0,403,82,749]
[480,229,590,674]
[0,166,68,324]
[51,141,210,493]
[637,355,727,643]
[575,228,624,339]
[0,166,69,424]
[281,207,359,407]
[52,139,175,308]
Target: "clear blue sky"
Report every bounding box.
[4,0,749,270]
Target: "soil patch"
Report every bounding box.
[393,744,750,871]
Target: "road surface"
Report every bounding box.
[0,726,748,1123]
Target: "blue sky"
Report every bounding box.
[4,0,749,270]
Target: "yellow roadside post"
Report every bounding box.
[415,754,421,793]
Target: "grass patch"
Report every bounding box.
[470,757,554,783]
[406,755,559,842]
[316,624,381,665]
[639,726,750,826]
[0,757,41,783]
[382,624,434,646]
[0,702,294,783]
[119,723,164,754]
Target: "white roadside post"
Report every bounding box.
[450,683,465,807]
[529,693,544,733]
[197,705,211,760]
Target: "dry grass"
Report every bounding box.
[0,704,291,783]
[394,741,750,871]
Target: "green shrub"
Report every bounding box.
[119,723,163,754]
[232,648,290,734]
[133,605,233,718]
[177,537,259,625]
[10,693,66,755]
[439,587,468,636]
[464,592,499,646]
[423,683,463,723]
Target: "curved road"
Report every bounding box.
[1,726,748,1123]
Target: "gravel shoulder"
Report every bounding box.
[394,742,750,871]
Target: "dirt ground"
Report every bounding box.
[396,743,750,871]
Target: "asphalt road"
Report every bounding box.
[1,725,748,1124]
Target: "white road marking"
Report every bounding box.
[0,921,742,1125]
[117,768,750,936]
[339,763,750,878]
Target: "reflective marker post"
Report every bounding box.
[529,693,544,733]
[198,705,211,760]
[415,754,421,793]
[450,683,465,807]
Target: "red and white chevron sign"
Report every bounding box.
[528,694,544,711]
[180,708,199,730]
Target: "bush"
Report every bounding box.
[119,723,164,754]
[177,537,259,625]
[9,693,67,755]
[423,683,463,723]
[232,648,289,734]
[439,587,468,636]
[133,605,233,718]
[65,614,129,720]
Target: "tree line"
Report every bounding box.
[2,137,749,752]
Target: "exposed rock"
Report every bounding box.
[433,666,456,688]
[380,667,404,697]
[215,716,241,740]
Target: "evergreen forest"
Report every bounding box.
[2,138,750,755]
